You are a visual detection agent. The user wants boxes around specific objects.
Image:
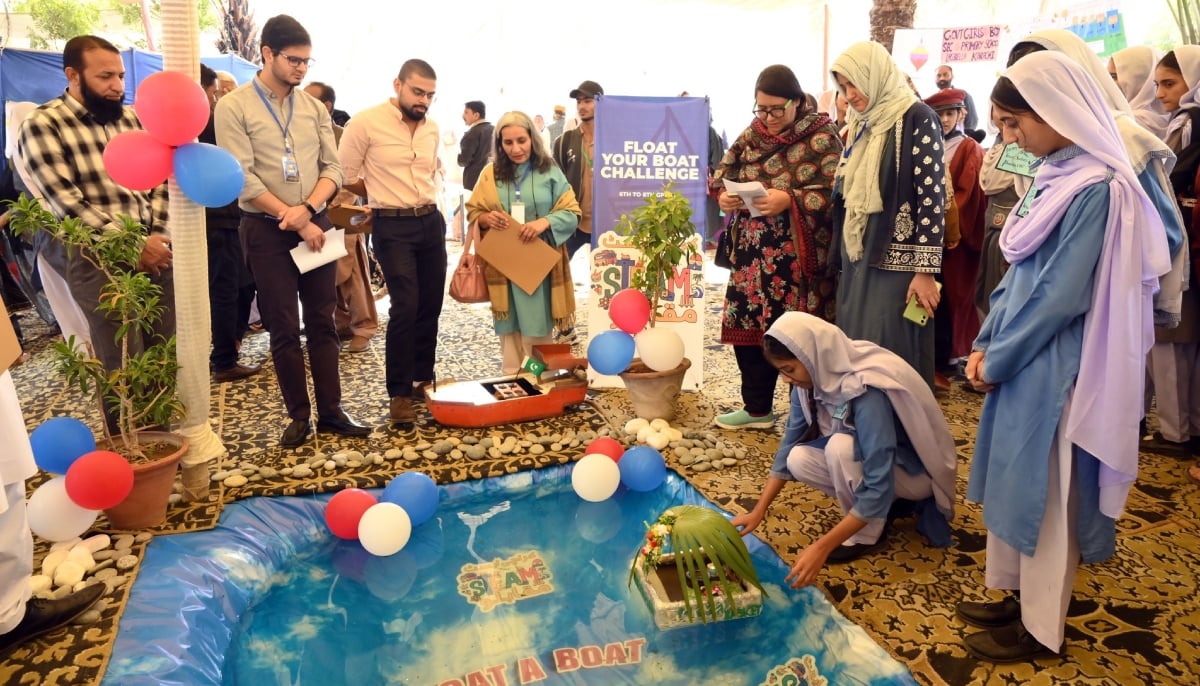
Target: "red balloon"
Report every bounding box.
[64,450,134,510]
[103,130,173,191]
[586,436,625,463]
[325,489,378,540]
[609,289,652,334]
[134,71,211,146]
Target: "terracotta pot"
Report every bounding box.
[619,357,691,421]
[101,431,188,530]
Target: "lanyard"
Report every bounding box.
[252,80,295,153]
[841,124,867,161]
[513,164,533,202]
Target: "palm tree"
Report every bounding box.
[214,0,259,64]
[870,0,918,52]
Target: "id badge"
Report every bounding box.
[282,154,300,183]
[510,201,526,224]
[1015,184,1038,218]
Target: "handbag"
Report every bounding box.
[449,220,489,304]
[714,215,737,269]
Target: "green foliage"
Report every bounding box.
[5,194,181,459]
[107,0,220,37]
[612,183,699,327]
[14,0,102,50]
[630,505,765,624]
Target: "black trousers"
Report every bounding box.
[372,212,446,398]
[734,343,778,416]
[207,227,255,370]
[65,245,175,433]
[240,214,341,420]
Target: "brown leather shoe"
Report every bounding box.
[345,335,371,353]
[390,396,417,424]
[212,363,261,382]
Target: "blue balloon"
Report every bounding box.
[381,472,439,527]
[172,142,245,207]
[587,330,636,376]
[619,445,667,492]
[29,417,96,474]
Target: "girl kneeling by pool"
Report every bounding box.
[731,312,958,588]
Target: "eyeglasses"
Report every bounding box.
[752,99,793,120]
[274,51,314,68]
[404,82,437,103]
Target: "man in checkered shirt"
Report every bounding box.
[18,35,174,432]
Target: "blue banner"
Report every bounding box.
[592,96,710,246]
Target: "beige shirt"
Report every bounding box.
[338,101,441,209]
[215,75,342,211]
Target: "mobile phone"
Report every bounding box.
[903,293,929,326]
[902,282,942,327]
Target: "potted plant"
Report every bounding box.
[611,183,700,420]
[629,505,766,629]
[6,194,188,529]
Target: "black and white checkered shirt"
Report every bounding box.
[17,92,167,235]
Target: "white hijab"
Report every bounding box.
[831,41,919,262]
[765,312,958,522]
[1021,29,1175,175]
[1111,46,1169,139]
[1163,45,1200,149]
[1003,51,1171,518]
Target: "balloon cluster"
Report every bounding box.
[570,435,666,502]
[104,71,244,207]
[324,472,439,557]
[25,417,134,542]
[586,289,685,375]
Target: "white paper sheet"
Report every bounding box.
[722,179,769,217]
[289,228,348,274]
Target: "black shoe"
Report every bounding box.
[212,363,261,383]
[826,521,889,563]
[1141,431,1191,458]
[957,594,1021,628]
[316,409,371,437]
[280,418,312,448]
[0,583,105,660]
[887,497,919,522]
[964,619,1056,663]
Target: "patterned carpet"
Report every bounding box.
[2,248,1198,686]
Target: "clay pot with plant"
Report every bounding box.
[6,194,188,529]
[612,183,700,420]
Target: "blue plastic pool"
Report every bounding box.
[103,466,917,685]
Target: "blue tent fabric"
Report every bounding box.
[0,47,258,173]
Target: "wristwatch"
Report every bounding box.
[303,201,319,216]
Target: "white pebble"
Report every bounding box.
[223,475,248,488]
[53,560,86,588]
[323,460,337,471]
[66,547,95,570]
[624,418,649,436]
[646,432,670,450]
[666,428,683,441]
[41,549,69,579]
[76,609,102,625]
[384,448,402,460]
[50,538,82,552]
[115,555,139,571]
[649,418,671,431]
[29,575,52,595]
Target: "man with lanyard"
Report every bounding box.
[18,35,172,434]
[215,14,370,448]
[553,80,603,261]
[338,58,445,426]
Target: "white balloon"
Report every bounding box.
[27,477,99,543]
[358,502,413,556]
[635,328,686,372]
[571,453,621,502]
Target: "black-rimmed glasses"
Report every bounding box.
[403,83,437,103]
[752,99,793,120]
[275,52,314,68]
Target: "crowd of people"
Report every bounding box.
[0,10,1197,668]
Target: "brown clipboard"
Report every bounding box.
[0,299,22,371]
[475,214,561,296]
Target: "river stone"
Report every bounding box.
[692,462,712,472]
[53,561,85,588]
[93,568,117,581]
[41,549,69,578]
[28,575,52,595]
[384,448,402,460]
[115,555,138,571]
[223,474,248,488]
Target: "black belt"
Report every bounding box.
[374,205,438,218]
[240,209,323,219]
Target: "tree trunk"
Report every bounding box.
[870,0,918,53]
